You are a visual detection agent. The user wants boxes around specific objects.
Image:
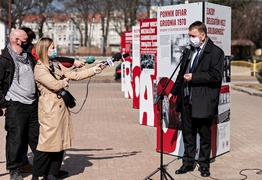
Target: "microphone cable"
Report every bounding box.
[187,165,262,180]
[238,168,262,180]
[68,53,123,114]
[69,76,91,114]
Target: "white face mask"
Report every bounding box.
[190,37,201,48]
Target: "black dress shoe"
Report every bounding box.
[200,167,210,177]
[175,165,194,174]
[54,170,69,179]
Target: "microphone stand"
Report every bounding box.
[144,49,188,180]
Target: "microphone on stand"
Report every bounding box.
[179,45,192,64]
[183,45,192,54]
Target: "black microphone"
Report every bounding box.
[122,53,130,59]
[55,56,75,63]
[183,45,192,54]
[101,53,130,67]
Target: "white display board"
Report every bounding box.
[156,2,231,158]
[157,3,203,79]
[139,69,155,126]
[132,26,141,108]
[205,3,231,56]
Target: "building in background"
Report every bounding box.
[20,13,122,56]
[0,17,7,53]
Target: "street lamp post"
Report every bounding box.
[69,32,73,55]
[100,36,104,56]
[8,0,12,34]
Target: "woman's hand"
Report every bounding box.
[64,77,69,82]
[92,63,106,74]
[73,59,85,68]
[99,63,107,70]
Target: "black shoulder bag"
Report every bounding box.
[48,67,76,108]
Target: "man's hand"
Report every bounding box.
[168,93,173,100]
[1,108,6,116]
[184,73,192,81]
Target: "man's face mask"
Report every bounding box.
[189,37,201,48]
[19,39,30,51]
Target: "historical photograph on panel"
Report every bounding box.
[223,56,231,83]
[170,34,189,65]
[140,54,154,70]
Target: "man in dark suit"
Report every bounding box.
[169,21,224,177]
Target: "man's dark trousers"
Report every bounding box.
[5,100,39,169]
[181,103,213,168]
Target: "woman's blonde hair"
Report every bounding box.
[35,37,53,67]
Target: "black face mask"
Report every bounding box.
[21,40,30,51]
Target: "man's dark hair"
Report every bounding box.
[20,26,36,42]
[189,21,207,35]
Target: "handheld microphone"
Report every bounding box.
[122,53,130,59]
[84,56,95,64]
[101,53,130,67]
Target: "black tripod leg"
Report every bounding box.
[143,168,160,180]
[162,168,174,180]
[144,82,178,180]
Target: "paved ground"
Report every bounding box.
[0,66,262,180]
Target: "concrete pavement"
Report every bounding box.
[0,66,262,180]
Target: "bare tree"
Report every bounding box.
[140,0,152,18]
[68,12,85,47]
[91,0,114,55]
[4,0,37,29]
[111,0,144,35]
[64,0,93,47]
[34,0,53,38]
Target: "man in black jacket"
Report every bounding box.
[169,21,224,177]
[0,29,39,180]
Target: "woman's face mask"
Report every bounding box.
[48,49,57,59]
